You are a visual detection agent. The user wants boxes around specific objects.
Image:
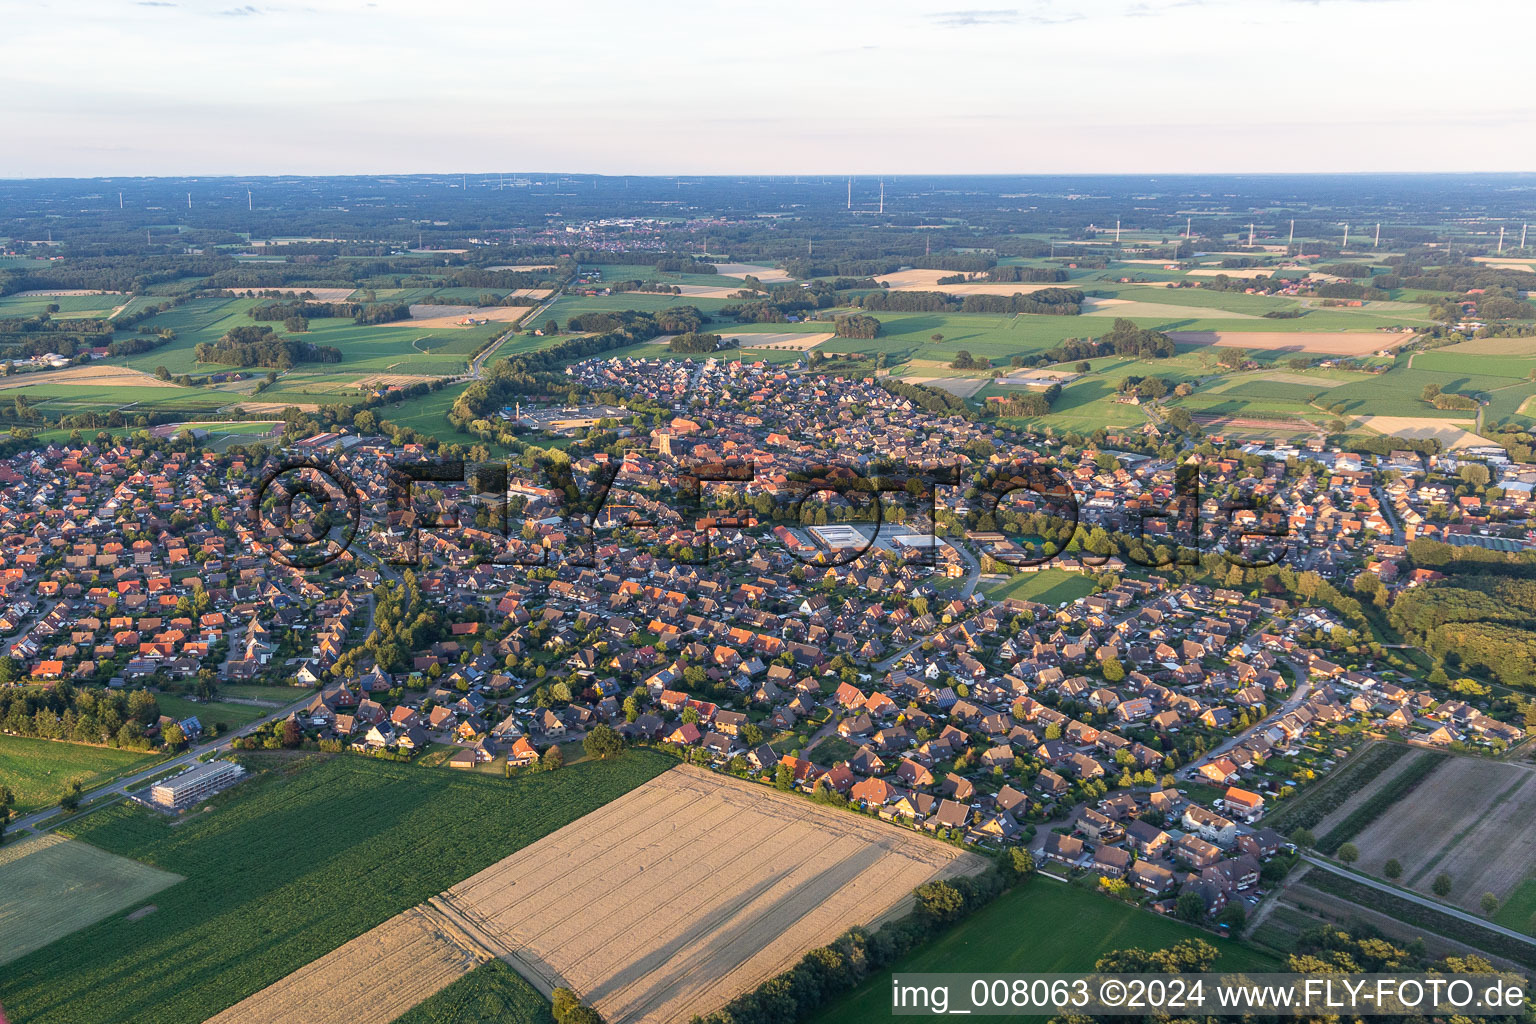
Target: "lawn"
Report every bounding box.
[0,736,164,814]
[0,748,674,1024]
[388,960,553,1024]
[808,876,1279,1024]
[152,693,268,731]
[980,567,1099,607]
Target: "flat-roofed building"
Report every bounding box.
[149,759,245,810]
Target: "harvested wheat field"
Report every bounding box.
[353,373,440,389]
[713,263,792,283]
[389,304,531,328]
[235,400,320,413]
[0,833,183,966]
[1084,297,1259,319]
[1168,330,1411,355]
[430,766,983,1024]
[1352,756,1536,911]
[1185,267,1283,279]
[1355,416,1487,449]
[204,903,495,1024]
[0,364,180,390]
[723,331,833,351]
[875,268,1074,296]
[278,287,356,302]
[11,288,126,297]
[900,375,989,399]
[670,283,756,299]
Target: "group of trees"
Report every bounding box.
[195,325,341,368]
[695,861,1024,1024]
[856,287,1083,316]
[1379,541,1536,689]
[832,313,881,339]
[668,331,728,354]
[0,683,165,750]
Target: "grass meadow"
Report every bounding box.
[0,749,674,1024]
[0,735,165,814]
[808,876,1279,1024]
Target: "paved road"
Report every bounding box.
[1299,855,1536,950]
[1181,660,1313,777]
[872,542,984,673]
[6,692,313,837]
[467,289,564,380]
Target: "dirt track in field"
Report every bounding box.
[1352,756,1536,911]
[203,903,495,1024]
[433,766,983,1024]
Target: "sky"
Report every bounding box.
[2,0,1533,177]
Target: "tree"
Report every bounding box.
[582,724,624,760]
[1480,892,1500,915]
[1383,858,1402,879]
[774,763,794,791]
[541,744,564,772]
[1007,847,1035,878]
[1102,656,1125,683]
[1337,842,1359,864]
[1174,891,1207,921]
[60,781,83,813]
[162,721,186,749]
[1432,872,1453,897]
[551,988,581,1022]
[0,784,13,845]
[915,881,965,923]
[1217,903,1247,930]
[544,320,559,336]
[740,722,764,747]
[1291,828,1316,848]
[281,718,302,748]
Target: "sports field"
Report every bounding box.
[808,876,1279,1024]
[0,833,182,966]
[980,567,1099,606]
[0,735,164,813]
[0,749,674,1024]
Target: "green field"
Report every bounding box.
[152,693,268,730]
[388,960,553,1024]
[0,293,125,317]
[0,736,164,814]
[809,877,1279,1024]
[979,567,1100,606]
[1493,875,1536,937]
[0,833,183,967]
[0,749,674,1024]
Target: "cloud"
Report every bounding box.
[220,4,262,13]
[927,8,1020,26]
[927,6,1084,26]
[136,1,178,6]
